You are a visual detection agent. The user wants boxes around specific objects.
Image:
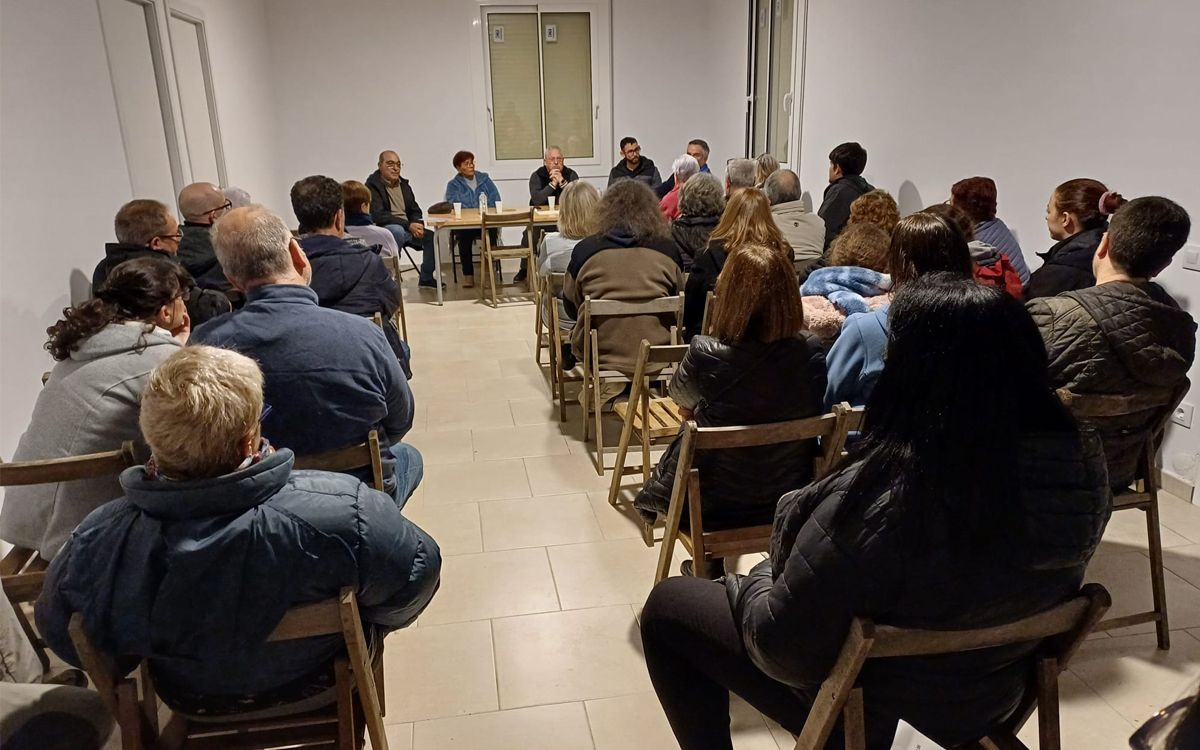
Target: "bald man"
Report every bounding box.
[177,182,233,291]
[365,151,439,288]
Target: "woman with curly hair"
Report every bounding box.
[670,173,725,271]
[848,189,901,234]
[0,256,192,559]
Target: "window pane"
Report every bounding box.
[170,14,223,184]
[487,12,544,160]
[98,0,176,204]
[541,12,593,159]
[767,0,795,162]
[752,0,770,156]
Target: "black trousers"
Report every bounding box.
[640,576,826,750]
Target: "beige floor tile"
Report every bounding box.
[421,458,530,504]
[419,547,560,625]
[471,424,571,461]
[480,494,603,550]
[585,693,679,750]
[1085,550,1200,633]
[383,620,497,723]
[1069,629,1200,726]
[413,703,594,750]
[409,372,469,399]
[499,356,547,380]
[549,538,660,610]
[1100,505,1191,551]
[1015,670,1135,750]
[405,429,475,466]
[729,695,787,750]
[1160,491,1200,544]
[367,723,413,750]
[587,490,652,541]
[404,500,482,556]
[418,358,503,380]
[509,396,564,425]
[493,605,652,708]
[469,374,552,403]
[524,453,612,496]
[426,399,515,432]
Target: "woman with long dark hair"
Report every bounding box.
[640,274,1111,749]
[0,256,192,559]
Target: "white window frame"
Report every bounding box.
[467,0,612,181]
[745,0,807,170]
[165,2,229,186]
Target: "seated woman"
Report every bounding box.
[538,180,601,341]
[634,244,826,578]
[0,257,190,560]
[801,223,892,343]
[36,346,441,721]
[825,212,972,407]
[341,179,400,258]
[1026,178,1126,299]
[443,150,502,288]
[684,188,792,340]
[754,153,779,187]
[670,173,725,272]
[951,176,1031,285]
[848,189,900,234]
[924,203,1023,298]
[640,275,1111,750]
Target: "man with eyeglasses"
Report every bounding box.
[654,139,711,199]
[606,136,661,188]
[365,150,440,288]
[177,182,233,293]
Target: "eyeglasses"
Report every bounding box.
[382,160,402,169]
[204,200,233,216]
[623,147,641,156]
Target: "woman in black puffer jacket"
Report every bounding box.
[640,275,1111,750]
[670,173,725,272]
[634,242,826,577]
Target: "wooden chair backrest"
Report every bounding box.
[627,338,689,385]
[795,583,1112,750]
[582,294,684,321]
[293,430,386,492]
[0,442,136,487]
[701,290,715,336]
[382,253,402,283]
[480,209,534,229]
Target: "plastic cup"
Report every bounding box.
[495,200,504,213]
[453,202,462,218]
[548,196,556,211]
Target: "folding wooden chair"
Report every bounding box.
[792,583,1111,750]
[549,288,583,422]
[480,210,537,307]
[381,253,409,342]
[0,441,137,674]
[654,405,856,582]
[1057,382,1189,650]
[579,295,683,475]
[69,587,388,750]
[607,339,689,509]
[700,290,716,336]
[533,269,558,367]
[293,430,386,493]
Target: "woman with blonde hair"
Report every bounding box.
[683,188,793,339]
[538,180,601,336]
[754,153,780,187]
[636,243,826,577]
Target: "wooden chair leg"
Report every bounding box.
[336,657,355,750]
[591,335,605,476]
[581,338,592,442]
[488,252,499,307]
[842,687,867,750]
[11,603,50,674]
[1036,657,1061,750]
[1145,500,1171,649]
[608,394,639,507]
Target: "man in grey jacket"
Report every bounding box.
[764,169,824,270]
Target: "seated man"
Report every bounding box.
[529,145,579,206]
[607,136,661,188]
[192,206,420,502]
[1028,196,1195,489]
[764,169,825,270]
[819,141,874,248]
[724,158,756,196]
[93,198,230,325]
[290,175,407,368]
[659,154,699,220]
[655,139,711,198]
[176,181,233,292]
[36,345,440,721]
[365,150,440,288]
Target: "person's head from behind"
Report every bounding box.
[178,182,231,227]
[921,203,975,242]
[755,153,779,186]
[290,175,344,235]
[686,139,709,169]
[1098,196,1191,280]
[828,223,891,273]
[710,243,803,344]
[593,179,668,241]
[378,150,402,184]
[140,346,265,481]
[828,142,867,182]
[887,212,973,287]
[223,186,252,209]
[212,206,310,291]
[679,173,725,219]
[725,158,757,194]
[672,154,700,186]
[619,137,641,168]
[762,169,802,207]
[950,177,998,224]
[47,256,192,360]
[556,180,601,241]
[849,189,900,234]
[1046,178,1126,241]
[342,180,372,217]
[115,199,180,255]
[453,150,476,179]
[710,188,790,256]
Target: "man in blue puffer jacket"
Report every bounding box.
[36,345,440,720]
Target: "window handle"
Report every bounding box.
[594,105,599,120]
[487,106,493,122]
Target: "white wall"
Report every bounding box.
[795,0,1200,486]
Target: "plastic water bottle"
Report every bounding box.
[479,193,488,213]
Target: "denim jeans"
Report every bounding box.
[384,224,437,281]
[388,442,424,509]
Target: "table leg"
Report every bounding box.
[434,226,446,306]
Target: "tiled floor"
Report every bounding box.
[380,275,1200,749]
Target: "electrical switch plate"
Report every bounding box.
[1173,402,1195,429]
[1183,244,1200,272]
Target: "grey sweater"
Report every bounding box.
[0,323,181,558]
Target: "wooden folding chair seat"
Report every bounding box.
[607,339,689,508]
[549,288,584,422]
[69,587,389,750]
[1057,382,1189,650]
[381,253,409,342]
[792,583,1111,750]
[0,441,137,674]
[293,430,386,492]
[579,295,683,475]
[480,210,538,307]
[654,405,857,582]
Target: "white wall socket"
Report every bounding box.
[1173,402,1195,428]
[1183,244,1200,272]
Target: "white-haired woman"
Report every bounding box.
[660,154,700,221]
